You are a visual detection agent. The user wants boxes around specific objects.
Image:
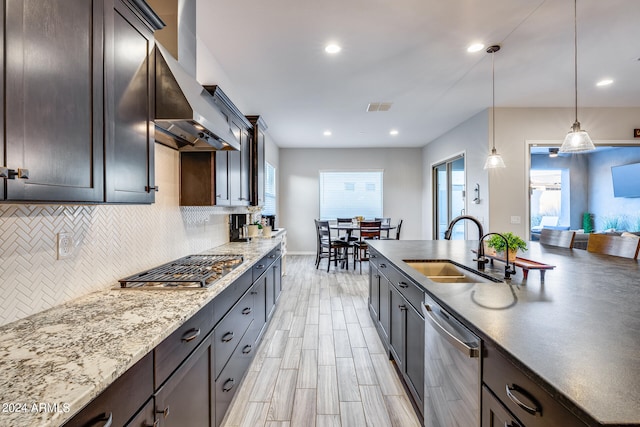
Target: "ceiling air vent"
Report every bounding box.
[366,102,393,112]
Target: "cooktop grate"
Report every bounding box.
[119,254,244,289]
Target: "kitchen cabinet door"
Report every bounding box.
[369,264,381,320]
[247,116,266,207]
[482,386,524,427]
[404,302,424,407]
[378,275,390,343]
[265,262,276,320]
[104,0,159,203]
[155,332,215,427]
[273,256,282,301]
[389,285,405,369]
[215,152,230,205]
[3,0,105,202]
[227,118,251,206]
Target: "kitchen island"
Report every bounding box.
[0,238,282,427]
[367,239,640,426]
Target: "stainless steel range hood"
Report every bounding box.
[154,44,240,151]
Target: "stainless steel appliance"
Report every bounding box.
[262,215,276,229]
[118,254,243,289]
[230,213,250,242]
[422,294,481,426]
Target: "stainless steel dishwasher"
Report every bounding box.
[422,294,481,427]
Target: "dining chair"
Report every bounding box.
[539,229,575,248]
[336,217,358,242]
[382,219,403,240]
[315,219,351,271]
[586,233,640,259]
[355,220,382,273]
[375,217,391,238]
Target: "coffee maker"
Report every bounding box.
[229,214,250,242]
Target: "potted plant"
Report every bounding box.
[486,232,527,262]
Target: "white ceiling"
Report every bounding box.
[197,0,640,148]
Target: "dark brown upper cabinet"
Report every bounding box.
[2,0,106,202]
[1,0,162,204]
[105,0,163,203]
[247,116,267,207]
[180,85,251,207]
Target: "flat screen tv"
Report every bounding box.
[611,163,640,198]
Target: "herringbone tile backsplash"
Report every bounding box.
[0,145,240,326]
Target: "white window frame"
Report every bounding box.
[263,162,276,216]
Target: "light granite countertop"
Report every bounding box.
[0,239,282,427]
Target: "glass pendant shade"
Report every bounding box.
[560,121,595,153]
[484,147,506,169]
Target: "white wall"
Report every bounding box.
[488,107,640,237]
[421,110,490,239]
[424,107,640,239]
[279,148,423,254]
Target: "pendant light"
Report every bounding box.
[484,45,506,169]
[559,0,595,153]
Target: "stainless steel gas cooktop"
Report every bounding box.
[118,254,244,289]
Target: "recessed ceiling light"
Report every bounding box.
[596,78,614,87]
[467,43,485,53]
[325,44,341,54]
[323,130,332,136]
[389,129,399,136]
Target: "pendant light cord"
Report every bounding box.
[573,0,578,123]
[492,48,496,151]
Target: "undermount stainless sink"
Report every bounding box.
[403,260,500,283]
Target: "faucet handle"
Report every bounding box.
[473,255,489,263]
[504,264,516,280]
[473,255,489,270]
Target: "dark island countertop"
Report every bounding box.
[367,239,640,426]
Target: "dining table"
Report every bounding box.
[329,221,397,240]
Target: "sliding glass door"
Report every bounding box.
[433,156,465,239]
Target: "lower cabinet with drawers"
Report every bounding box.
[64,244,282,427]
[482,341,587,427]
[368,247,424,416]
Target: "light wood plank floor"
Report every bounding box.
[222,255,422,427]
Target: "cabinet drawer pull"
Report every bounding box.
[250,291,258,295]
[145,185,159,192]
[242,307,252,315]
[398,304,407,311]
[398,281,409,288]
[242,344,252,354]
[144,421,159,427]
[93,412,113,427]
[221,332,235,342]
[269,254,276,258]
[181,328,201,342]
[0,167,29,180]
[505,384,542,416]
[156,406,170,418]
[380,263,387,268]
[256,264,265,270]
[222,378,235,392]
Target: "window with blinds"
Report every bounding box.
[319,170,383,220]
[263,162,276,215]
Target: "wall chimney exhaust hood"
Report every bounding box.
[154,44,240,151]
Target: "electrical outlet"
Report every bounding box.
[510,216,521,224]
[57,232,73,260]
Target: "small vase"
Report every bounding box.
[484,242,496,256]
[498,250,517,262]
